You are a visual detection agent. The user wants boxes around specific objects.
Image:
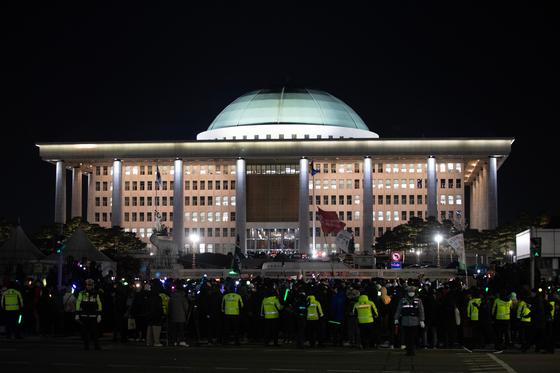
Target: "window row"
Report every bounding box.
[185,211,235,223]
[185,196,236,206]
[374,194,425,205]
[124,211,172,222]
[185,227,237,238]
[440,195,463,205]
[310,195,361,206]
[185,180,235,191]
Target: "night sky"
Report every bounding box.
[8,3,558,234]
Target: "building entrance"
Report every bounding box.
[246,227,299,254]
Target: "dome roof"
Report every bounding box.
[197,88,378,140]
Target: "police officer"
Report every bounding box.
[222,285,244,345]
[75,278,103,350]
[466,289,482,349]
[293,290,308,349]
[491,291,512,352]
[516,294,532,352]
[306,294,324,347]
[353,293,379,349]
[394,286,425,356]
[1,282,23,339]
[260,288,283,346]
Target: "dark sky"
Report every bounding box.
[7,3,559,233]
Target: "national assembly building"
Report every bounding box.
[37,88,513,257]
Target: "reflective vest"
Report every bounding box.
[467,298,481,321]
[353,295,378,324]
[401,297,421,317]
[261,296,282,319]
[306,296,323,321]
[159,293,170,315]
[492,299,511,321]
[222,293,243,315]
[1,288,23,311]
[516,300,531,323]
[549,301,555,321]
[76,291,102,317]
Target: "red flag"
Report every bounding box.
[317,207,346,234]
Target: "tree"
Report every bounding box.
[33,217,145,254]
[0,218,15,245]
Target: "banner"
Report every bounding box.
[335,230,353,252]
[447,233,466,270]
[317,207,346,234]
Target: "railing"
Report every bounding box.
[150,267,460,280]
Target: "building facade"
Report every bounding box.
[38,88,513,256]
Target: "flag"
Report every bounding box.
[447,233,466,270]
[310,161,319,176]
[155,165,162,189]
[317,207,346,234]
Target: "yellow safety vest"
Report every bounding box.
[550,301,555,320]
[76,291,102,317]
[353,295,378,324]
[159,293,170,315]
[306,296,323,321]
[516,300,531,323]
[261,296,282,319]
[222,293,243,315]
[1,288,23,311]
[492,299,511,321]
[467,298,481,321]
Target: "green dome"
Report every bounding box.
[208,88,370,131]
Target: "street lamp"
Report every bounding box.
[508,250,514,263]
[416,250,421,264]
[189,233,199,269]
[434,234,443,268]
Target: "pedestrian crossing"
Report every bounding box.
[457,352,516,373]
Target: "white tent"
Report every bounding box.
[43,228,115,273]
[0,225,45,262]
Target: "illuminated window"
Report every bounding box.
[401,179,407,188]
[385,179,391,189]
[455,163,462,172]
[448,195,454,205]
[393,179,399,189]
[386,211,391,221]
[440,195,446,205]
[394,211,399,221]
[378,211,384,221]
[409,179,415,189]
[456,195,462,205]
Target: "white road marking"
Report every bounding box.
[486,353,517,373]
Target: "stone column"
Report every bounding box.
[487,156,498,229]
[363,157,373,253]
[54,161,66,224]
[427,156,437,219]
[469,178,477,230]
[86,173,93,223]
[299,158,310,253]
[71,167,82,218]
[173,159,185,255]
[235,159,247,254]
[111,159,123,227]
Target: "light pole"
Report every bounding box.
[508,250,514,263]
[416,250,421,265]
[189,233,199,269]
[434,234,443,268]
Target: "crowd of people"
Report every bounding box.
[1,273,559,355]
